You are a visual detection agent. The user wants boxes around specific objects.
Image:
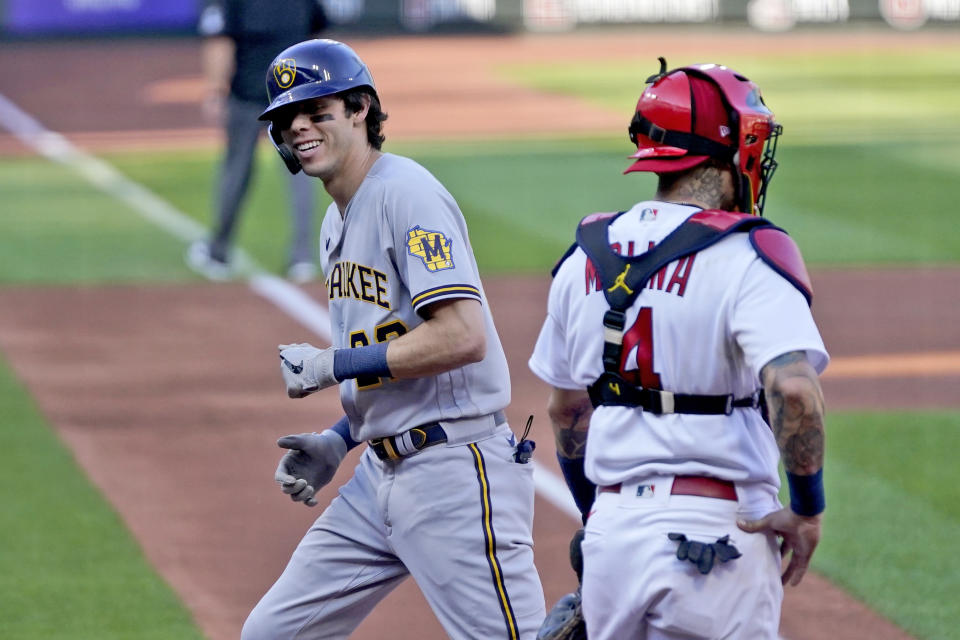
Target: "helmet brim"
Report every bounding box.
[624,154,709,175]
[258,80,376,121]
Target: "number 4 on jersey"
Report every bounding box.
[621,307,662,389]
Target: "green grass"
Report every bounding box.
[3,43,959,284]
[109,148,330,275]
[811,410,960,639]
[498,48,960,144]
[0,158,197,284]
[4,130,953,284]
[0,356,206,640]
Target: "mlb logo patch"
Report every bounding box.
[407,225,454,272]
[636,484,655,498]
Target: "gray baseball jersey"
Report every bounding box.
[319,153,511,440]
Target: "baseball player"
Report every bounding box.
[529,60,829,639]
[241,39,545,640]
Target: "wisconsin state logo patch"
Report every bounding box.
[407,226,454,272]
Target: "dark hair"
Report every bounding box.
[341,88,388,150]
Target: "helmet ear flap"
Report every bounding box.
[268,122,302,175]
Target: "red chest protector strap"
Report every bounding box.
[573,209,775,414]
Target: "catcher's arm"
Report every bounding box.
[548,387,595,522]
[739,350,826,586]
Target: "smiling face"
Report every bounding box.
[275,95,371,182]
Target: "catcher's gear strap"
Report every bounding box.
[576,209,772,312]
[575,209,771,414]
[628,114,736,162]
[588,373,762,414]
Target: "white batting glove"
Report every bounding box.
[274,431,349,507]
[278,343,337,398]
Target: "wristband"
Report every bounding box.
[786,469,825,516]
[329,415,360,451]
[333,342,391,381]
[557,453,596,524]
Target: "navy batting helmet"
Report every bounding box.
[259,39,377,174]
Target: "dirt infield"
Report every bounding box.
[2,269,956,639]
[2,30,954,640]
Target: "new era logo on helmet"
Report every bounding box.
[274,59,297,89]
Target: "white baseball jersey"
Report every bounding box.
[529,200,829,507]
[319,153,511,441]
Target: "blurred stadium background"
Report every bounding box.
[1,2,959,640]
[0,0,957,35]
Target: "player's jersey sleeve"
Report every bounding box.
[529,257,581,390]
[381,173,483,316]
[732,258,829,379]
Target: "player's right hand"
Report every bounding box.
[274,431,348,507]
[278,343,337,398]
[737,507,822,586]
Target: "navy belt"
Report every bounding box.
[369,423,448,461]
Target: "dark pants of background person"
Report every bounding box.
[208,96,315,266]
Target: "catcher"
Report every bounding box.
[530,58,828,639]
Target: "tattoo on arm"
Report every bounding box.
[549,391,593,460]
[556,416,589,459]
[761,351,826,475]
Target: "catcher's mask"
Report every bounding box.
[626,58,782,216]
[258,39,377,174]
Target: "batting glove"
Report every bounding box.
[278,343,337,398]
[274,430,348,507]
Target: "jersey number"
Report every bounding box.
[619,307,662,389]
[349,320,409,390]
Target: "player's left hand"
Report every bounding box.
[738,507,822,586]
[274,431,348,507]
[278,343,337,398]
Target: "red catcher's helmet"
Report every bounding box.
[626,59,782,216]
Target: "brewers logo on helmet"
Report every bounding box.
[274,59,297,89]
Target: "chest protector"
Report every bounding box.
[565,209,811,415]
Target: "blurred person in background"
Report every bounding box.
[186,0,328,283]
